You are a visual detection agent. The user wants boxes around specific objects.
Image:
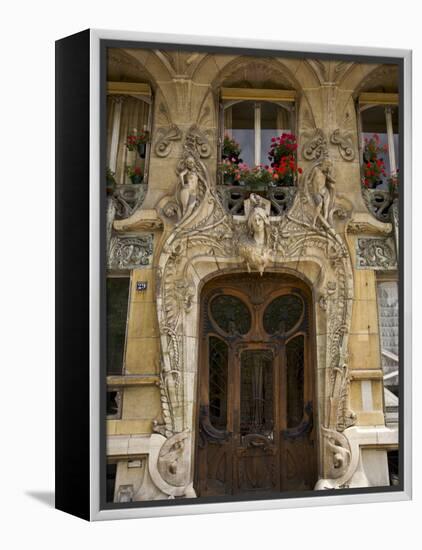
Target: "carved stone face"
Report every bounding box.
[252,213,264,230]
[186,156,196,170]
[321,159,332,172]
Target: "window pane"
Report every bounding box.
[263,294,303,335]
[227,101,254,167]
[261,102,290,166]
[210,294,251,335]
[107,277,130,375]
[209,336,229,430]
[361,106,389,184]
[240,350,274,437]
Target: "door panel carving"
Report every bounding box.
[195,273,317,496]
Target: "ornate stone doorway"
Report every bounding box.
[194,273,317,496]
[145,131,361,497]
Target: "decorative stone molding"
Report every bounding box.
[107,433,197,499]
[154,124,182,158]
[185,124,213,158]
[147,432,195,498]
[347,212,392,236]
[356,237,397,270]
[112,183,147,220]
[108,421,397,498]
[330,128,355,161]
[108,234,153,269]
[154,134,358,492]
[156,431,192,488]
[315,425,397,489]
[307,59,329,84]
[305,60,354,86]
[318,281,337,311]
[154,50,205,79]
[301,128,329,161]
[333,61,354,84]
[113,208,163,233]
[362,187,395,223]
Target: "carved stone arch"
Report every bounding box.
[110,49,161,91]
[196,87,218,130]
[123,48,175,83]
[107,49,149,83]
[188,53,237,87]
[303,60,355,87]
[341,63,399,223]
[339,63,398,97]
[210,55,301,91]
[298,94,317,132]
[334,62,356,87]
[304,59,329,86]
[153,50,208,79]
[354,63,399,95]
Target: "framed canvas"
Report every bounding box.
[55,29,412,521]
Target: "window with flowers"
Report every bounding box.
[106,82,152,188]
[219,88,299,189]
[358,93,399,195]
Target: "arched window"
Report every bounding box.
[220,88,296,168]
[106,82,153,187]
[357,93,399,189]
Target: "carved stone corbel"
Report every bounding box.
[113,208,163,233]
[347,212,392,236]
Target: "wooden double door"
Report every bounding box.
[194,273,317,496]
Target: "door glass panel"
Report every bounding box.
[208,336,228,429]
[240,350,274,437]
[210,294,251,335]
[286,335,305,428]
[263,294,303,335]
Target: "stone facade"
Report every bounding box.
[105,48,399,502]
